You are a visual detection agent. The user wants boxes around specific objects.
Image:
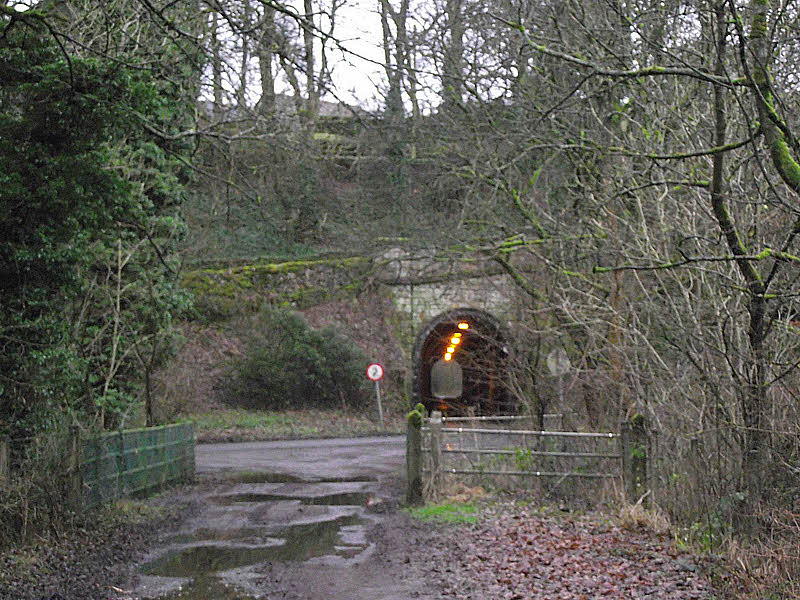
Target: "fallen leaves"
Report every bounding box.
[425,503,717,599]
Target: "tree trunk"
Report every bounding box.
[237,0,252,108]
[441,0,464,113]
[743,294,768,508]
[715,0,774,513]
[303,0,318,120]
[257,4,276,114]
[380,0,404,124]
[211,9,223,115]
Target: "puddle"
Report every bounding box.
[138,474,379,599]
[225,471,309,484]
[225,471,373,485]
[153,576,257,600]
[166,528,272,545]
[143,515,366,576]
[212,491,369,506]
[141,516,369,598]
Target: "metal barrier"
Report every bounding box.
[407,410,651,503]
[81,423,195,507]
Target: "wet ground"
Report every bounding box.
[132,436,422,600]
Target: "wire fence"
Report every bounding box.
[82,424,195,507]
[0,423,195,508]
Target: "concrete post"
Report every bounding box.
[621,415,649,505]
[406,407,423,505]
[186,424,196,483]
[430,410,443,499]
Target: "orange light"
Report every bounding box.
[453,332,462,338]
[444,353,452,361]
[450,336,461,345]
[458,322,469,330]
[446,346,455,354]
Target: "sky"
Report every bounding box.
[7,0,396,111]
[324,2,388,109]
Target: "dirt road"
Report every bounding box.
[132,436,436,600]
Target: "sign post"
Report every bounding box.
[366,363,385,429]
[547,347,571,411]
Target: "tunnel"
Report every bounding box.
[412,308,511,416]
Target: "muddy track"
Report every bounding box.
[132,436,430,600]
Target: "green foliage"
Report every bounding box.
[515,448,537,472]
[674,493,741,554]
[404,502,479,524]
[220,306,371,411]
[0,13,191,435]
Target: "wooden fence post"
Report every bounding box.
[406,406,423,505]
[621,415,649,506]
[68,425,83,508]
[186,424,196,483]
[430,411,443,499]
[0,436,9,485]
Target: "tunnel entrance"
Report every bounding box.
[412,308,511,416]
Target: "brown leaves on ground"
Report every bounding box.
[422,503,717,600]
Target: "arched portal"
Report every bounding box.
[412,308,511,415]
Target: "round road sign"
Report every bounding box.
[367,363,384,381]
[547,347,571,377]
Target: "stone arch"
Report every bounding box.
[412,308,511,415]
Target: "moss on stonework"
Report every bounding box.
[181,269,255,298]
[183,256,369,289]
[407,408,423,427]
[181,256,372,321]
[286,286,332,308]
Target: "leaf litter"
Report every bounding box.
[415,501,718,599]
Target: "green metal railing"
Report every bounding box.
[81,423,194,507]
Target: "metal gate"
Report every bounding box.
[418,413,631,501]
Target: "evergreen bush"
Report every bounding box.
[220,307,371,411]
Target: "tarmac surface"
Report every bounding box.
[195,436,406,481]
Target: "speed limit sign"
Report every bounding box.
[367,363,385,428]
[366,363,384,381]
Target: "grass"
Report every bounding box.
[188,409,300,430]
[182,407,405,443]
[405,502,480,525]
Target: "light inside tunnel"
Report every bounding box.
[414,309,509,416]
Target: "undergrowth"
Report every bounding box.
[0,431,81,551]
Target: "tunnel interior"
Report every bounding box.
[412,308,511,416]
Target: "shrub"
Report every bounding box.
[0,430,80,550]
[219,306,371,411]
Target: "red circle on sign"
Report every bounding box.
[366,363,384,381]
